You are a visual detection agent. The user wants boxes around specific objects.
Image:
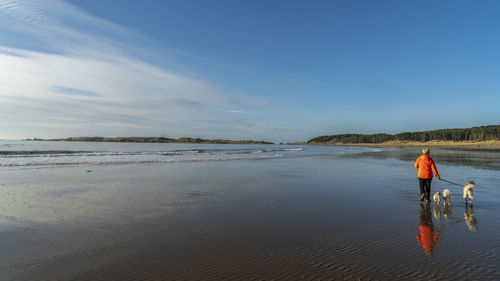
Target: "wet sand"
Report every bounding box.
[1,149,500,280]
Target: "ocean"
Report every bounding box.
[0,140,380,167]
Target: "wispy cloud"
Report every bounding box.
[50,86,101,97]
[0,0,275,140]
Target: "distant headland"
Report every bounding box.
[30,137,274,145]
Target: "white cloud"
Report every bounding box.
[0,0,276,140]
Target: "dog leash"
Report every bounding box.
[438,178,462,187]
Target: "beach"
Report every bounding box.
[1,142,500,280]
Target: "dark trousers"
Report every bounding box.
[419,178,432,199]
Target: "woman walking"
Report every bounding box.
[414,148,440,202]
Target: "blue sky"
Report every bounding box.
[1,0,499,142]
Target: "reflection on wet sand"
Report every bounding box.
[464,205,478,231]
[417,202,441,255]
[443,203,452,220]
[433,205,441,220]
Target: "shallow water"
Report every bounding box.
[0,145,499,280]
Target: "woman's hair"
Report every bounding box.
[422,148,430,154]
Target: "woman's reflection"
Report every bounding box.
[417,202,440,255]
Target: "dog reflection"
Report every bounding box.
[417,202,440,255]
[433,205,441,220]
[464,205,478,231]
[443,203,452,220]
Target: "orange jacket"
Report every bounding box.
[414,154,440,179]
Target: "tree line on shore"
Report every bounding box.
[308,125,500,144]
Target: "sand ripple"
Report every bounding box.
[27,225,496,281]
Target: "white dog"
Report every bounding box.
[442,189,452,206]
[463,180,477,205]
[432,192,441,205]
